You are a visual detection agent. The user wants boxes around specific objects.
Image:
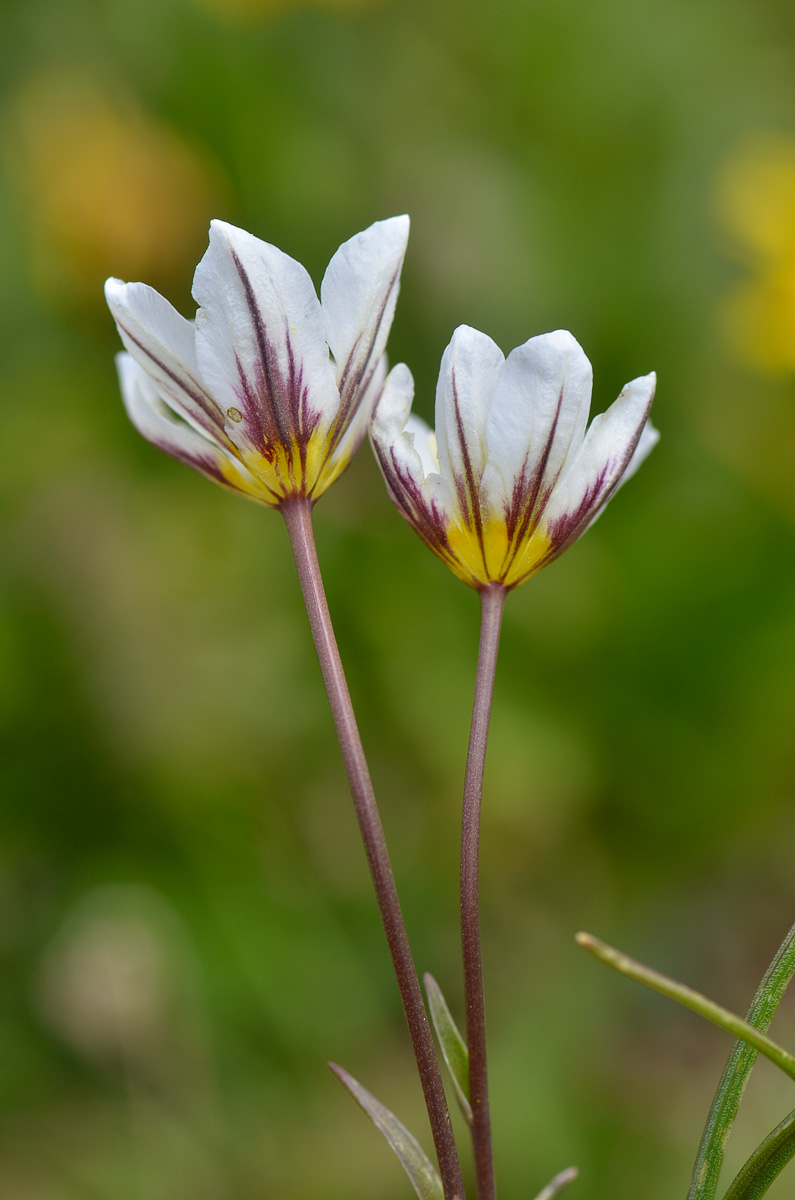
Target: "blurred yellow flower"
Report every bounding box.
[717,135,795,374]
[2,72,228,305]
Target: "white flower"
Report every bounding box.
[105,216,410,507]
[371,325,658,589]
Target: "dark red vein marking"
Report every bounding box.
[117,321,225,440]
[230,248,293,449]
[450,366,487,574]
[320,260,402,475]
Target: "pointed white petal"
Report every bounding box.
[321,215,409,427]
[541,371,657,552]
[323,354,388,484]
[371,364,454,544]
[117,354,262,496]
[192,220,340,457]
[481,329,593,520]
[105,277,226,442]
[434,325,504,525]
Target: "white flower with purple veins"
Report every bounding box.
[371,325,658,589]
[105,216,409,507]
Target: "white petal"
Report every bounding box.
[321,215,409,424]
[371,364,454,540]
[370,363,418,459]
[434,325,504,523]
[481,329,593,519]
[623,418,660,482]
[105,278,226,443]
[117,354,261,496]
[541,371,657,551]
[322,354,388,482]
[405,413,441,478]
[192,220,340,457]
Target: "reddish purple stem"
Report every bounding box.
[281,497,465,1200]
[461,584,506,1200]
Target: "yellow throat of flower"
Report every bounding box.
[445,515,553,589]
[224,427,352,507]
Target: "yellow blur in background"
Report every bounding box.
[3,71,227,303]
[718,134,795,375]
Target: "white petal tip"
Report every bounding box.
[447,323,503,356]
[206,219,258,254]
[530,328,587,354]
[207,218,238,244]
[382,213,410,232]
[635,369,657,392]
[104,277,131,307]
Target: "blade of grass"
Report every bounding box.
[330,1063,445,1200]
[424,974,472,1125]
[722,1108,795,1200]
[687,921,795,1200]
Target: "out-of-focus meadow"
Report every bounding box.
[3,0,795,1197]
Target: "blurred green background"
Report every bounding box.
[3,0,795,1197]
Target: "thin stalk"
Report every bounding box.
[281,498,465,1200]
[461,584,507,1200]
[577,933,795,1082]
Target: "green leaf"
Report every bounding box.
[575,933,795,1083]
[330,1062,444,1200]
[424,974,472,1125]
[722,1108,795,1200]
[688,921,795,1200]
[531,1165,578,1200]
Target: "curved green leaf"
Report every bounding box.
[688,921,795,1200]
[722,1108,795,1200]
[330,1062,444,1200]
[424,974,472,1125]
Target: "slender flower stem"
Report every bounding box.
[461,584,507,1200]
[281,497,465,1200]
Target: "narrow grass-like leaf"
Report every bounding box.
[424,974,473,1125]
[575,933,795,1082]
[531,1165,578,1200]
[330,1063,445,1200]
[722,1108,795,1200]
[688,920,795,1200]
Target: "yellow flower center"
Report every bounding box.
[446,516,553,588]
[222,427,354,508]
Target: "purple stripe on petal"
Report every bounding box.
[450,366,486,549]
[114,318,226,443]
[546,461,612,551]
[229,248,294,449]
[334,258,402,423]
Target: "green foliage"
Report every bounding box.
[331,1063,444,1200]
[578,929,795,1200]
[688,922,795,1200]
[424,973,472,1125]
[722,1111,795,1200]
